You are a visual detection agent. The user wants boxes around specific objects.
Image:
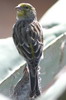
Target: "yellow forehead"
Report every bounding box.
[17,3,32,9]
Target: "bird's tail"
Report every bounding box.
[28,64,41,97]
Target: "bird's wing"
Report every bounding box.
[13,21,43,63]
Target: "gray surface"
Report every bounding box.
[0,38,25,82]
[36,72,66,100]
[0,34,66,98]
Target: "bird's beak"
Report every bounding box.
[15,6,19,10]
[15,5,22,11]
[15,6,23,12]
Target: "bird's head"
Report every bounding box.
[15,3,37,21]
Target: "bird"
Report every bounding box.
[12,3,43,98]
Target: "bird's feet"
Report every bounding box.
[23,64,29,74]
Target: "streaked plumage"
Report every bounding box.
[12,3,43,98]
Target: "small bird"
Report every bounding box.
[12,3,43,98]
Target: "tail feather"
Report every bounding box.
[28,64,41,97]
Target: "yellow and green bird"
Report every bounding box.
[12,3,43,98]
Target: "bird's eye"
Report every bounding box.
[25,6,29,9]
